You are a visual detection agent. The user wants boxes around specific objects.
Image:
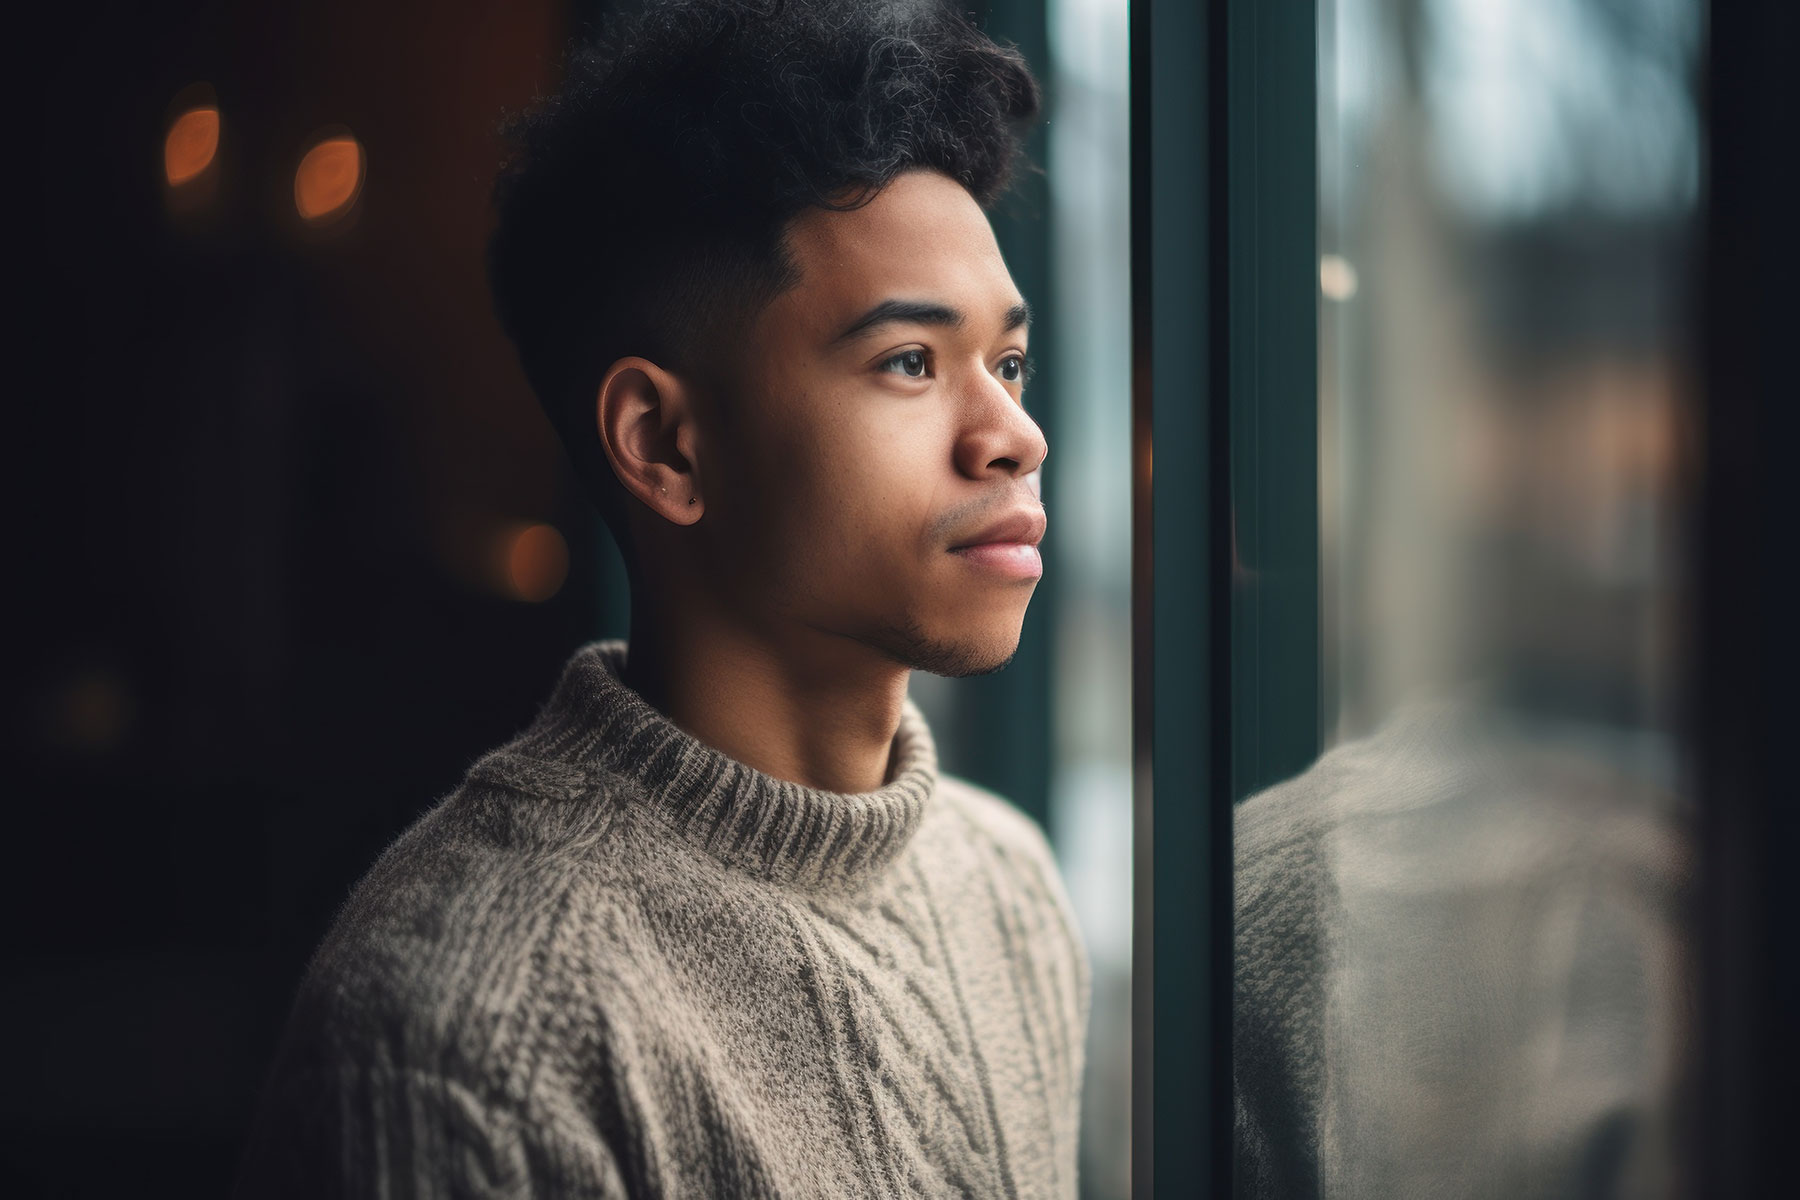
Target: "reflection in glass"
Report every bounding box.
[1236,1,1700,1195]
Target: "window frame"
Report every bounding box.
[1132,0,1319,1193]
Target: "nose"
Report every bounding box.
[954,371,1049,482]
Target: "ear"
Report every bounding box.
[595,356,706,527]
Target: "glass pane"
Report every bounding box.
[1048,1,1133,1197]
[1237,0,1701,1195]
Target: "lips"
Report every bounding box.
[948,507,1047,551]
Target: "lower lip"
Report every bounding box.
[951,542,1043,579]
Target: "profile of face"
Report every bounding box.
[695,168,1048,678]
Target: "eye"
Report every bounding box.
[998,354,1029,384]
[880,349,929,378]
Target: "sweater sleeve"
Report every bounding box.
[232,1062,627,1200]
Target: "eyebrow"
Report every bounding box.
[831,297,1033,346]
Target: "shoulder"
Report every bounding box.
[935,771,1060,867]
[931,773,1080,926]
[1232,751,1348,1197]
[1234,755,1338,919]
[930,774,1089,971]
[278,761,656,1089]
[1233,737,1373,1023]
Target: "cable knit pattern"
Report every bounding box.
[234,640,1090,1199]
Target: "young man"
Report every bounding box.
[234,1,1090,1196]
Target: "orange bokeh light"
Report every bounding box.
[504,523,570,603]
[294,134,365,224]
[164,106,220,187]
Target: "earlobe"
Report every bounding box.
[595,357,706,526]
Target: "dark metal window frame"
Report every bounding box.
[1697,4,1800,1196]
[1132,1,1319,1194]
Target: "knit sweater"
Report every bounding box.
[1233,699,1691,1199]
[234,639,1090,1199]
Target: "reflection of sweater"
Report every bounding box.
[1235,702,1691,1200]
[235,640,1089,1199]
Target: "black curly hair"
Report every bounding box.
[486,0,1042,558]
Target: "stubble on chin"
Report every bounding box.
[863,611,1020,678]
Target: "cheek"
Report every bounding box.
[715,382,951,597]
[715,423,861,587]
[800,460,930,575]
[794,459,945,604]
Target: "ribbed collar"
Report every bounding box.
[504,639,939,890]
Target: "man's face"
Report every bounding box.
[695,168,1047,677]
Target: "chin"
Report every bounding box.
[865,612,1024,678]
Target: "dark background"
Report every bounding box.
[14,1,602,1192]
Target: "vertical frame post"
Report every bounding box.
[1225,0,1319,803]
[1134,0,1317,1194]
[1132,0,1230,1193]
[1697,3,1799,1195]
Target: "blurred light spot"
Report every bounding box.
[1320,254,1359,301]
[503,523,569,603]
[294,134,364,224]
[164,105,220,187]
[46,668,134,752]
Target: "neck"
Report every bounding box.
[622,595,911,796]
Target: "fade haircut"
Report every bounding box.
[486,0,1042,560]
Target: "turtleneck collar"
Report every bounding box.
[501,639,939,890]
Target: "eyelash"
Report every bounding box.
[879,348,1035,386]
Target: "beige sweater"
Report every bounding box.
[1234,700,1691,1198]
[234,640,1090,1198]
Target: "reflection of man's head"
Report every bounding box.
[1448,232,1690,727]
[488,0,1049,678]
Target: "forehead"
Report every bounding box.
[769,169,1019,337]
